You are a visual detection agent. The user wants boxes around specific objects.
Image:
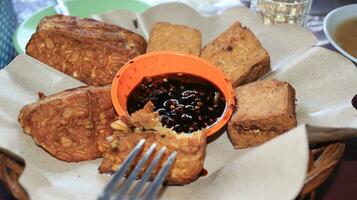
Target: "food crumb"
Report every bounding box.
[37,92,46,100]
[132,19,138,28]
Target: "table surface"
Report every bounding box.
[3,0,357,199]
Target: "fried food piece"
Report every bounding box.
[99,102,206,185]
[227,79,296,148]
[18,85,117,162]
[146,22,202,56]
[26,14,147,86]
[200,22,270,87]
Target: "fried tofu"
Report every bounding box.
[227,79,296,148]
[200,22,270,87]
[26,15,147,86]
[99,102,206,185]
[146,22,202,56]
[18,85,117,162]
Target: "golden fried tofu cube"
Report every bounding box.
[200,22,270,87]
[228,79,297,148]
[147,22,202,56]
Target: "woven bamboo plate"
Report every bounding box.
[0,142,345,200]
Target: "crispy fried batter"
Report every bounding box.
[200,22,270,87]
[99,102,207,185]
[227,79,297,148]
[18,85,117,162]
[146,22,202,56]
[26,15,147,86]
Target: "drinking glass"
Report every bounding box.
[250,0,313,26]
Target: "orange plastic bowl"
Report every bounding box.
[111,51,235,137]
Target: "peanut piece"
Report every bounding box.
[110,119,128,131]
[62,108,72,119]
[45,38,54,49]
[69,51,80,62]
[60,136,73,147]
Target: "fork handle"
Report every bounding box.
[307,125,357,144]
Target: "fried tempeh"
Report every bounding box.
[99,102,206,185]
[146,22,202,56]
[200,22,270,87]
[227,79,297,148]
[18,85,117,162]
[26,15,147,86]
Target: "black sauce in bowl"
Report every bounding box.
[127,73,226,133]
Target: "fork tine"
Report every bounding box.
[142,151,177,200]
[129,147,167,200]
[98,139,146,200]
[114,143,157,200]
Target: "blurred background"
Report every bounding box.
[2,0,355,68]
[0,0,356,199]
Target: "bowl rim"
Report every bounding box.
[323,4,357,63]
[111,51,236,137]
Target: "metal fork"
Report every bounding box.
[98,139,177,200]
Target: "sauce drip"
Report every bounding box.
[199,168,208,177]
[352,94,357,110]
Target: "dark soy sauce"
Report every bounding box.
[127,73,226,133]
